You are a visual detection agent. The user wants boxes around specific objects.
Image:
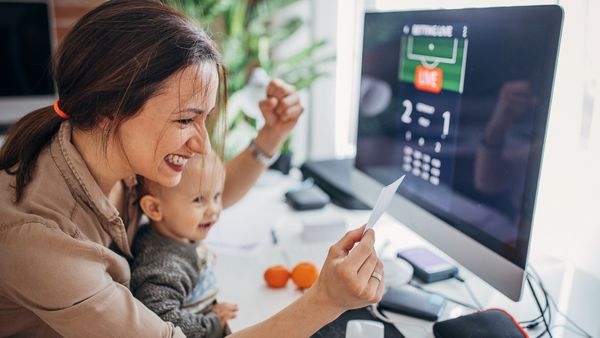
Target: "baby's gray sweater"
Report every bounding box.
[131,225,223,338]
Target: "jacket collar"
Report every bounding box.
[50,122,134,257]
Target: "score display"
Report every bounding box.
[396,23,468,205]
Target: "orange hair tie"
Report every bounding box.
[53,100,69,119]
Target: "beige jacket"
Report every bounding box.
[0,122,185,337]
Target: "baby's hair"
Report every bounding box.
[189,152,226,194]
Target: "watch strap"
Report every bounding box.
[249,138,281,167]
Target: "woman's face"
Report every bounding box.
[118,64,219,187]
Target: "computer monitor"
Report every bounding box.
[351,5,562,301]
[0,1,55,127]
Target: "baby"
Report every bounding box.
[131,153,237,338]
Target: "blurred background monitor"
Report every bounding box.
[352,5,562,301]
[0,1,55,128]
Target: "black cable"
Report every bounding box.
[531,271,553,336]
[529,267,593,338]
[520,272,551,328]
[524,267,593,338]
[520,296,549,326]
[527,275,553,338]
[533,274,552,338]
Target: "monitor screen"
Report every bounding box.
[0,2,54,97]
[355,6,562,270]
[0,2,55,127]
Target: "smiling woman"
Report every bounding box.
[115,64,219,189]
[0,0,383,337]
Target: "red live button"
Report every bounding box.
[415,65,443,93]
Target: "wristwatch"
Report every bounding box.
[249,138,281,167]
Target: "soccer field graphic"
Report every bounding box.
[399,35,468,93]
[392,25,469,198]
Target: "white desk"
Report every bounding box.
[208,171,600,338]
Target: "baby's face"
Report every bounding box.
[158,162,224,243]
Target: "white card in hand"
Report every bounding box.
[364,175,405,234]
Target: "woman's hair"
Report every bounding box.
[0,0,228,202]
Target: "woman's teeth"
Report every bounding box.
[165,154,188,166]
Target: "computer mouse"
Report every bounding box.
[345,319,384,338]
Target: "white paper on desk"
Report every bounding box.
[364,175,405,234]
[204,180,286,255]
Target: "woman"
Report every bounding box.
[0,1,384,337]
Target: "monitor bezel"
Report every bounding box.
[351,5,563,301]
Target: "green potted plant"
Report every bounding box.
[163,0,334,173]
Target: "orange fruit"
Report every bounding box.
[291,262,319,289]
[264,265,290,288]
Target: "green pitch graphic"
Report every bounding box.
[399,36,468,93]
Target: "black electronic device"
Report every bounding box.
[379,286,446,321]
[352,5,563,300]
[0,1,56,126]
[433,309,527,338]
[397,247,458,283]
[284,185,330,211]
[300,159,370,210]
[311,306,404,338]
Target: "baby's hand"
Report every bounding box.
[212,302,239,327]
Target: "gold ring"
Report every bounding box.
[370,271,383,282]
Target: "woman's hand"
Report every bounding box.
[258,79,304,140]
[212,302,239,328]
[227,227,383,337]
[306,225,385,313]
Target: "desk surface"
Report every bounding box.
[207,170,599,338]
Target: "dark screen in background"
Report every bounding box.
[355,7,561,268]
[0,3,54,96]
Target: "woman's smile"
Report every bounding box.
[164,154,190,172]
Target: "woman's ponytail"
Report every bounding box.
[0,106,62,202]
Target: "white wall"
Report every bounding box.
[306,0,338,160]
[273,0,340,165]
[533,0,600,279]
[271,1,311,165]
